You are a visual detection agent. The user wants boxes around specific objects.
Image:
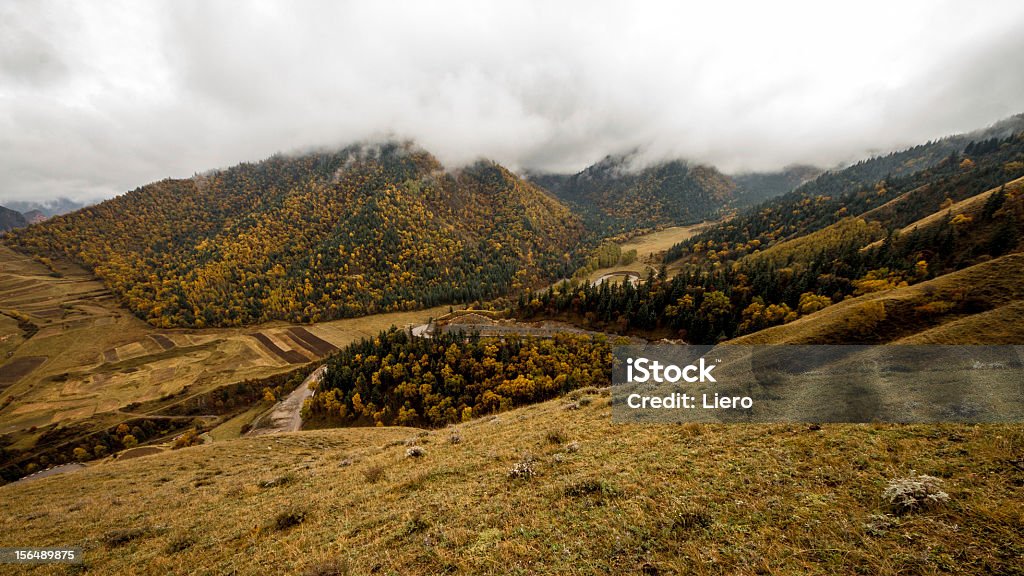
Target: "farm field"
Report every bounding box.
[0,245,451,436]
[578,222,713,285]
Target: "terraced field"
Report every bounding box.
[0,246,451,437]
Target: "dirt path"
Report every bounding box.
[245,365,325,436]
[9,463,86,485]
[591,272,641,287]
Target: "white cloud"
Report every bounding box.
[1,0,1023,203]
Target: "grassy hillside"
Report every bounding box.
[2,390,1021,575]
[4,143,585,328]
[729,253,1024,345]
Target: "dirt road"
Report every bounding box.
[8,463,86,485]
[246,365,325,436]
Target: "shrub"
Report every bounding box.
[448,432,462,445]
[405,446,425,458]
[882,471,949,514]
[171,428,201,450]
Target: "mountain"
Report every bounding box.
[0,205,27,233]
[518,125,1024,343]
[731,164,823,206]
[665,117,1024,263]
[21,209,46,224]
[530,154,737,235]
[3,142,586,328]
[3,197,86,218]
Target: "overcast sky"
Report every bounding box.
[2,0,1024,204]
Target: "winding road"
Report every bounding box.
[245,365,326,436]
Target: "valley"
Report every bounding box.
[0,119,1022,575]
[0,244,452,478]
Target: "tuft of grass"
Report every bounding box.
[670,508,714,532]
[545,429,566,445]
[257,473,295,488]
[165,534,195,554]
[301,558,351,576]
[882,471,950,514]
[564,479,620,501]
[508,454,537,480]
[270,508,307,531]
[361,464,386,483]
[101,528,148,548]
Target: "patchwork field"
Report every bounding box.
[0,245,451,438]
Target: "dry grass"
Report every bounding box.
[0,393,1021,575]
[577,223,714,284]
[618,223,714,261]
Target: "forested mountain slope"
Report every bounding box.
[516,129,1024,344]
[666,115,1024,261]
[4,143,586,327]
[731,164,822,206]
[531,154,737,234]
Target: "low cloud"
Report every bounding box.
[2,0,1023,203]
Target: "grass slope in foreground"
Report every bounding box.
[1,392,1021,575]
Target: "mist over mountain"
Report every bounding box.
[528,155,737,235]
[3,198,87,217]
[0,205,27,233]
